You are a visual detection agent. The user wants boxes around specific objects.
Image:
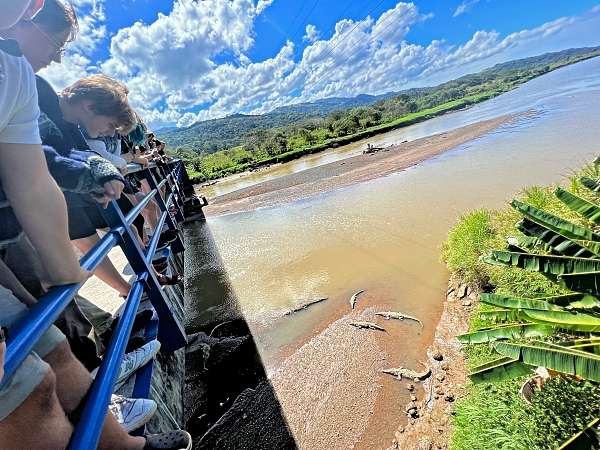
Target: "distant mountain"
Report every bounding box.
[269,93,396,115]
[158,93,398,153]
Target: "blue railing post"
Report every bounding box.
[140,168,185,254]
[67,276,147,450]
[101,200,187,352]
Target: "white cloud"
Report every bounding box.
[453,0,480,17]
[41,1,600,129]
[255,0,274,15]
[303,24,320,43]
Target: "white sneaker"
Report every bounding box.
[92,340,161,389]
[110,394,157,432]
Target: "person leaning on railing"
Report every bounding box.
[0,2,192,449]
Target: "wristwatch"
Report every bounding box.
[0,326,7,343]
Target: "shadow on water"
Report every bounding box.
[182,219,297,449]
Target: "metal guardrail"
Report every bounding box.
[2,159,190,449]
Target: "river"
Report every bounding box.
[197,57,600,449]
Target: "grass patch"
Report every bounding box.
[451,378,532,450]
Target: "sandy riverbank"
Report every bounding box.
[202,114,516,217]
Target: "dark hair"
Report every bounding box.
[32,0,78,43]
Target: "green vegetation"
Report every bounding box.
[443,161,600,449]
[451,377,600,450]
[162,46,600,183]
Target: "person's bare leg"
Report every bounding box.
[0,370,72,450]
[44,341,145,450]
[73,234,131,297]
[138,181,160,229]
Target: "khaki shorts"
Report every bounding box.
[0,285,66,420]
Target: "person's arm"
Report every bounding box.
[0,143,88,286]
[86,138,128,170]
[43,146,125,199]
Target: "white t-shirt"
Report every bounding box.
[0,39,41,145]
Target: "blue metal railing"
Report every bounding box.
[2,158,191,449]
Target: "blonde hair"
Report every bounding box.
[62,74,135,134]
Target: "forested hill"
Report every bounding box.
[160,46,600,166]
[158,93,396,153]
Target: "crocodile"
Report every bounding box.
[348,321,386,332]
[381,361,431,380]
[349,290,365,309]
[375,311,423,328]
[284,297,328,315]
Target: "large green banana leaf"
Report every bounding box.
[457,323,555,344]
[507,236,556,254]
[484,251,600,276]
[469,356,534,384]
[531,292,590,305]
[478,309,523,322]
[511,199,600,241]
[557,338,600,355]
[563,295,600,312]
[480,293,564,311]
[522,309,600,332]
[574,240,600,257]
[557,417,600,450]
[558,271,600,295]
[494,341,600,381]
[581,176,600,193]
[558,337,600,347]
[517,218,597,258]
[555,187,600,225]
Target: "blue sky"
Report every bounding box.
[41,0,600,128]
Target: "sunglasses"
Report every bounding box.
[29,20,67,57]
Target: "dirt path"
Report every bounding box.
[203,115,515,217]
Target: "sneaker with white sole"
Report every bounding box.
[91,340,161,389]
[110,394,157,432]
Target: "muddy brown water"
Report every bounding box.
[194,58,600,449]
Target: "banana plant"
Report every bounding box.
[464,178,600,384]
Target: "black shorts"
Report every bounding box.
[65,192,144,240]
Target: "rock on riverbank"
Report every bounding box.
[391,275,476,450]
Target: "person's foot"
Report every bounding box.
[91,339,161,389]
[157,273,183,286]
[110,394,157,432]
[143,430,192,450]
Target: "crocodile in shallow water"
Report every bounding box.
[349,290,365,309]
[348,321,385,332]
[375,311,423,328]
[284,297,328,315]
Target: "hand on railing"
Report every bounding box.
[92,180,125,209]
[133,156,149,168]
